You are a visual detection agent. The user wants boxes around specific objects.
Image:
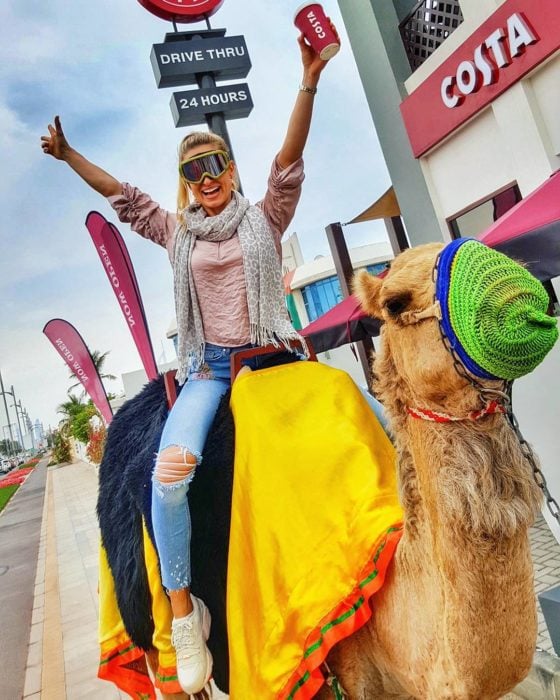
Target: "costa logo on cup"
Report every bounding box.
[136,0,224,23]
[294,3,340,61]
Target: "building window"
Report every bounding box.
[366,262,390,277]
[400,0,464,72]
[448,184,521,239]
[301,264,390,322]
[301,275,343,322]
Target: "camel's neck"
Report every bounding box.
[399,415,540,557]
[379,416,540,696]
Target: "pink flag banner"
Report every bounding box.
[43,319,114,424]
[85,211,159,381]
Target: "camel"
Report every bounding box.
[97,241,556,700]
[315,242,548,699]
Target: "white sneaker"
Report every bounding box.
[171,596,213,694]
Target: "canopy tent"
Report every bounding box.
[301,171,560,353]
[301,293,381,353]
[344,186,401,225]
[478,169,560,281]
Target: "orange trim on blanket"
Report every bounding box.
[155,664,183,694]
[279,524,403,700]
[98,639,156,699]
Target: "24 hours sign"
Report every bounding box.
[171,84,253,127]
[137,0,224,22]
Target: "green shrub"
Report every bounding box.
[51,431,72,464]
[70,405,97,444]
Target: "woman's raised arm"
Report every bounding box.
[276,24,339,170]
[41,116,122,198]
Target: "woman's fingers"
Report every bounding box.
[41,131,54,154]
[54,115,64,136]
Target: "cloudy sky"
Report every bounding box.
[0,0,391,431]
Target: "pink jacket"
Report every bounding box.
[108,157,304,347]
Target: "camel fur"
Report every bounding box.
[316,242,543,700]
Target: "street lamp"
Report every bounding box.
[2,424,17,457]
[0,369,14,449]
[23,409,35,450]
[7,387,25,449]
[11,400,27,449]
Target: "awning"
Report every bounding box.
[302,172,560,355]
[478,170,560,281]
[345,187,401,225]
[301,294,381,353]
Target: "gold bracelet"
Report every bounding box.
[299,83,317,95]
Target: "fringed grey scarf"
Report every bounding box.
[173,191,306,384]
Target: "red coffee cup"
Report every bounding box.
[294,3,340,61]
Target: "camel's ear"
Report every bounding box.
[353,270,383,318]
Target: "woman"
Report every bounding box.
[42,28,337,694]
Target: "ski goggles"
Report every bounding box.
[178,149,231,184]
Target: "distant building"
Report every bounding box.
[283,234,393,386]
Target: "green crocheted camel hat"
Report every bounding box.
[435,238,558,380]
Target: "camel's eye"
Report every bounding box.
[384,293,411,317]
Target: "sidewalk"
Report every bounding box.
[23,461,126,699]
[19,460,560,698]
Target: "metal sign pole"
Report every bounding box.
[325,222,375,382]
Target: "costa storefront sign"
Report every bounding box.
[440,13,536,109]
[401,0,560,158]
[137,0,224,23]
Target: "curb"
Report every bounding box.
[514,650,560,699]
[22,469,49,698]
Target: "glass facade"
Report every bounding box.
[301,263,389,322]
[301,275,342,322]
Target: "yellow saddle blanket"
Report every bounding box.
[228,361,403,699]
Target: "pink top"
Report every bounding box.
[108,157,304,347]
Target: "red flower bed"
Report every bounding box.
[0,467,33,488]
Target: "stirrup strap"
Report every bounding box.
[322,662,348,699]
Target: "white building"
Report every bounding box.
[338,0,560,537]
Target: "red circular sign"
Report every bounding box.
[137,0,224,23]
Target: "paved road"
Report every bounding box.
[0,460,47,700]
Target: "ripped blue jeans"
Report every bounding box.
[151,343,388,591]
[151,343,244,591]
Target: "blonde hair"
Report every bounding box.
[176,131,238,218]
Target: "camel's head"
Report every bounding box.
[354,240,558,416]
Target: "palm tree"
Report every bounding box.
[68,349,117,393]
[57,393,86,435]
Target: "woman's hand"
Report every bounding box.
[298,17,340,83]
[41,116,72,161]
[39,116,122,196]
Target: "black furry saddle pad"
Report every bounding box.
[97,375,235,691]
